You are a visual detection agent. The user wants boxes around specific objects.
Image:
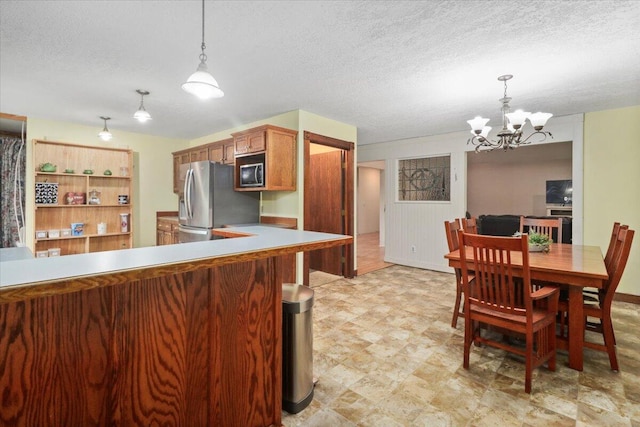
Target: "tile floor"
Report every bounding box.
[282,265,640,426]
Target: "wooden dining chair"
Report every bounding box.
[458,231,559,393]
[461,217,478,234]
[557,227,634,371]
[582,222,628,304]
[444,219,474,328]
[519,216,563,243]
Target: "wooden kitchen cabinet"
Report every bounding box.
[232,125,298,192]
[208,138,235,165]
[190,146,209,162]
[156,213,179,245]
[33,140,133,256]
[172,139,235,193]
[233,128,266,155]
[172,146,207,194]
[172,150,191,193]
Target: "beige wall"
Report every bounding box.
[467,158,572,217]
[584,105,640,296]
[357,167,381,234]
[26,118,187,249]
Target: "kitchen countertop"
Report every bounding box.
[0,226,352,301]
[0,246,34,262]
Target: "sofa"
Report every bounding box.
[477,214,572,244]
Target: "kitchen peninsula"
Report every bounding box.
[0,226,352,427]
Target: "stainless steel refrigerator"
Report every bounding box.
[178,161,259,243]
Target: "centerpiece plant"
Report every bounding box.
[527,231,551,252]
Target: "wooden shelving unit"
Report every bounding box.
[33,140,133,256]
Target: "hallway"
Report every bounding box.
[356,232,393,276]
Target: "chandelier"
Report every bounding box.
[467,74,552,152]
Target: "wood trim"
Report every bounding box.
[156,210,178,219]
[231,123,296,138]
[211,229,254,239]
[614,292,640,305]
[304,131,354,151]
[0,130,23,138]
[33,139,131,153]
[260,216,297,229]
[0,112,27,122]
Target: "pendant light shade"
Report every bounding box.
[98,116,112,141]
[182,60,224,99]
[182,0,224,100]
[133,89,152,122]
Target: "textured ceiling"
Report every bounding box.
[1,1,639,145]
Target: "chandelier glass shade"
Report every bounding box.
[467,75,552,152]
[98,116,112,141]
[133,89,152,122]
[182,0,224,100]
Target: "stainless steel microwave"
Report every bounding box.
[239,163,264,187]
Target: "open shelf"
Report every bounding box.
[33,140,133,256]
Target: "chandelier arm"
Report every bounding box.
[467,136,503,148]
[516,130,553,146]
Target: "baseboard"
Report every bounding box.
[614,292,640,305]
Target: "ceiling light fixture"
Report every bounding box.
[181,0,224,100]
[98,116,112,141]
[133,89,152,122]
[467,75,553,152]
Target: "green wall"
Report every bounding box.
[584,105,640,296]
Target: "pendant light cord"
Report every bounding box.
[199,0,207,62]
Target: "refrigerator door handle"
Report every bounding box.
[185,168,193,218]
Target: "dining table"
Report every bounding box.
[445,242,609,371]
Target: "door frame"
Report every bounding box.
[303,131,355,285]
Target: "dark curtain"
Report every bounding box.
[1,136,26,247]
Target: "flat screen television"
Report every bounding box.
[546,179,572,205]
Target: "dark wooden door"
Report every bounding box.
[307,150,344,275]
[303,132,355,284]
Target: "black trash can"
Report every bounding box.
[282,283,314,414]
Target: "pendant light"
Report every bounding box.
[98,116,112,141]
[133,89,152,122]
[181,0,224,99]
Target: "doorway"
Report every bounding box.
[356,161,390,274]
[303,131,354,285]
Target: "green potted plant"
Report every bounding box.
[528,231,551,252]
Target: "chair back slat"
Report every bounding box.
[604,222,621,268]
[602,228,635,306]
[459,231,530,316]
[444,219,462,252]
[605,223,629,274]
[520,216,563,243]
[461,217,478,234]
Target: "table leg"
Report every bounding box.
[567,286,584,370]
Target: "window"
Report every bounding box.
[398,155,450,201]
